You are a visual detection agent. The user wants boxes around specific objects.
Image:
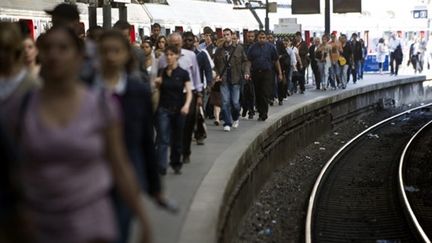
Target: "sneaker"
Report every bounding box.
[278,100,283,106]
[232,120,239,129]
[214,120,220,126]
[223,125,231,132]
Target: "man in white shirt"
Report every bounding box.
[285,38,300,94]
[284,37,297,95]
[388,33,402,75]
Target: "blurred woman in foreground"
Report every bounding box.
[97,29,163,243]
[15,26,151,243]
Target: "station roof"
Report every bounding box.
[0,0,59,11]
[145,0,258,30]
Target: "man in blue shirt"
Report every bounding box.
[247,30,283,121]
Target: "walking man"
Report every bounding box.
[149,23,162,46]
[350,33,362,82]
[241,30,257,119]
[247,30,283,121]
[294,31,309,94]
[214,28,250,131]
[388,33,401,76]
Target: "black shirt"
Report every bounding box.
[159,66,190,111]
[351,41,363,61]
[341,43,353,64]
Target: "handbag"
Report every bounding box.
[338,56,347,66]
[196,106,207,139]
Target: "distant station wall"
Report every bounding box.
[179,76,432,243]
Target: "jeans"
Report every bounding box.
[285,68,293,94]
[339,64,348,88]
[329,62,339,88]
[318,62,330,89]
[289,70,298,93]
[351,60,361,82]
[221,82,241,126]
[359,60,365,79]
[156,107,186,170]
[112,189,131,243]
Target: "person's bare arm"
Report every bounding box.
[275,60,283,81]
[181,81,193,115]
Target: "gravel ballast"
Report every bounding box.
[235,103,428,243]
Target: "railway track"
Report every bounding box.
[306,104,432,243]
[399,119,432,243]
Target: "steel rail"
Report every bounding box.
[305,103,432,243]
[398,119,432,243]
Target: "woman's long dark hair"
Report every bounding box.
[98,30,136,73]
[155,35,167,50]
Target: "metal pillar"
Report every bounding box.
[119,3,127,22]
[103,0,111,29]
[248,7,264,30]
[325,0,330,34]
[88,0,97,29]
[265,0,269,33]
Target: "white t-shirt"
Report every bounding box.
[286,46,298,69]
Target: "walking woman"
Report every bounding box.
[154,45,192,175]
[0,22,40,116]
[14,26,151,243]
[141,39,160,111]
[23,36,40,79]
[154,36,167,59]
[97,30,162,243]
[376,38,387,74]
[316,34,332,90]
[359,38,367,80]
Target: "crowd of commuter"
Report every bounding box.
[1,2,429,243]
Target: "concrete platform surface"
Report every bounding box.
[133,74,427,243]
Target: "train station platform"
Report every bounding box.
[135,73,430,243]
